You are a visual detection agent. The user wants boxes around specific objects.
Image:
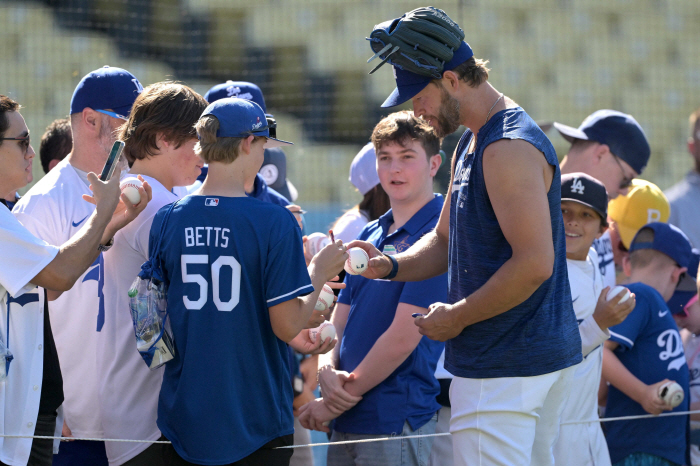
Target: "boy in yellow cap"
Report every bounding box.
[608,179,670,282]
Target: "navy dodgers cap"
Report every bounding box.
[668,249,700,315]
[553,110,651,175]
[561,173,609,224]
[382,41,474,108]
[200,97,292,148]
[630,222,696,292]
[204,81,267,113]
[70,66,142,117]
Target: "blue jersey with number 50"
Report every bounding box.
[149,195,313,464]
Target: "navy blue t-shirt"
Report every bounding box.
[446,107,581,378]
[335,195,447,435]
[197,168,290,207]
[150,195,313,464]
[606,282,690,465]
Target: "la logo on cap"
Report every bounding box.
[571,178,585,195]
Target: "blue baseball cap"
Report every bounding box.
[200,97,292,148]
[668,249,700,315]
[553,110,651,175]
[382,41,474,108]
[561,172,609,224]
[70,66,142,117]
[204,81,267,113]
[630,222,696,292]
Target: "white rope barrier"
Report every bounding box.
[4,409,700,449]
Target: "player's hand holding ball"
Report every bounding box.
[593,286,636,330]
[414,302,463,341]
[345,239,392,279]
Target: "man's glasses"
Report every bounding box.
[266,116,277,139]
[1,135,31,153]
[96,109,128,121]
[611,153,634,190]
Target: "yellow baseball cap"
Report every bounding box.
[608,179,670,249]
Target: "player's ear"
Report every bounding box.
[81,108,99,133]
[441,70,460,92]
[622,255,632,277]
[592,143,610,166]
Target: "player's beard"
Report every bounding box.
[432,84,461,138]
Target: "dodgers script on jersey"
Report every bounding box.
[606,283,690,465]
[12,159,106,438]
[152,196,313,464]
[554,250,611,466]
[447,107,581,378]
[593,231,616,289]
[99,176,179,465]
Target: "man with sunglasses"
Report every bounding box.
[556,110,651,289]
[13,66,142,466]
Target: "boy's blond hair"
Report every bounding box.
[195,115,265,164]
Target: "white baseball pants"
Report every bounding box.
[449,365,576,466]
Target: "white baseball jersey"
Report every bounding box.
[13,159,105,438]
[593,231,616,290]
[554,248,611,466]
[99,176,178,465]
[0,207,60,465]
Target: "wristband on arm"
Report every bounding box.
[383,254,399,280]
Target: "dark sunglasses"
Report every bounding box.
[266,116,277,139]
[611,154,634,190]
[1,135,31,153]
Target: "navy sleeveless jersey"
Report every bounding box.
[446,107,582,378]
[150,195,313,464]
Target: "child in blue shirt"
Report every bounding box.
[299,111,447,466]
[603,222,694,466]
[150,98,347,466]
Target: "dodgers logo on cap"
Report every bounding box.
[199,98,293,149]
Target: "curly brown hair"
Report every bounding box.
[371,110,440,158]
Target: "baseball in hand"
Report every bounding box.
[606,286,630,303]
[315,284,335,312]
[307,232,331,256]
[658,381,684,408]
[344,247,369,275]
[309,321,336,343]
[120,177,143,205]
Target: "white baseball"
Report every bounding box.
[606,285,630,304]
[344,247,369,275]
[315,284,335,311]
[307,232,331,256]
[658,381,684,408]
[309,321,336,343]
[120,177,143,205]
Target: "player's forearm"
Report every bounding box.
[343,331,419,397]
[393,229,448,282]
[449,251,552,329]
[579,315,610,357]
[32,211,110,291]
[602,346,647,404]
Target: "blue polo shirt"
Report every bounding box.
[606,283,690,466]
[335,194,447,435]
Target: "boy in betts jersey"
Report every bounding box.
[554,173,636,466]
[603,223,694,466]
[150,97,347,466]
[670,251,700,465]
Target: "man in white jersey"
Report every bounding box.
[100,82,207,466]
[555,110,651,289]
[13,66,143,465]
[0,94,150,466]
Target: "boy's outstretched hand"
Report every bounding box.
[593,286,636,330]
[640,379,676,415]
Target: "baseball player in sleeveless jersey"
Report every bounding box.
[555,110,651,289]
[13,66,143,465]
[353,7,582,465]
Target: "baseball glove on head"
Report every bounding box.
[367,7,465,78]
